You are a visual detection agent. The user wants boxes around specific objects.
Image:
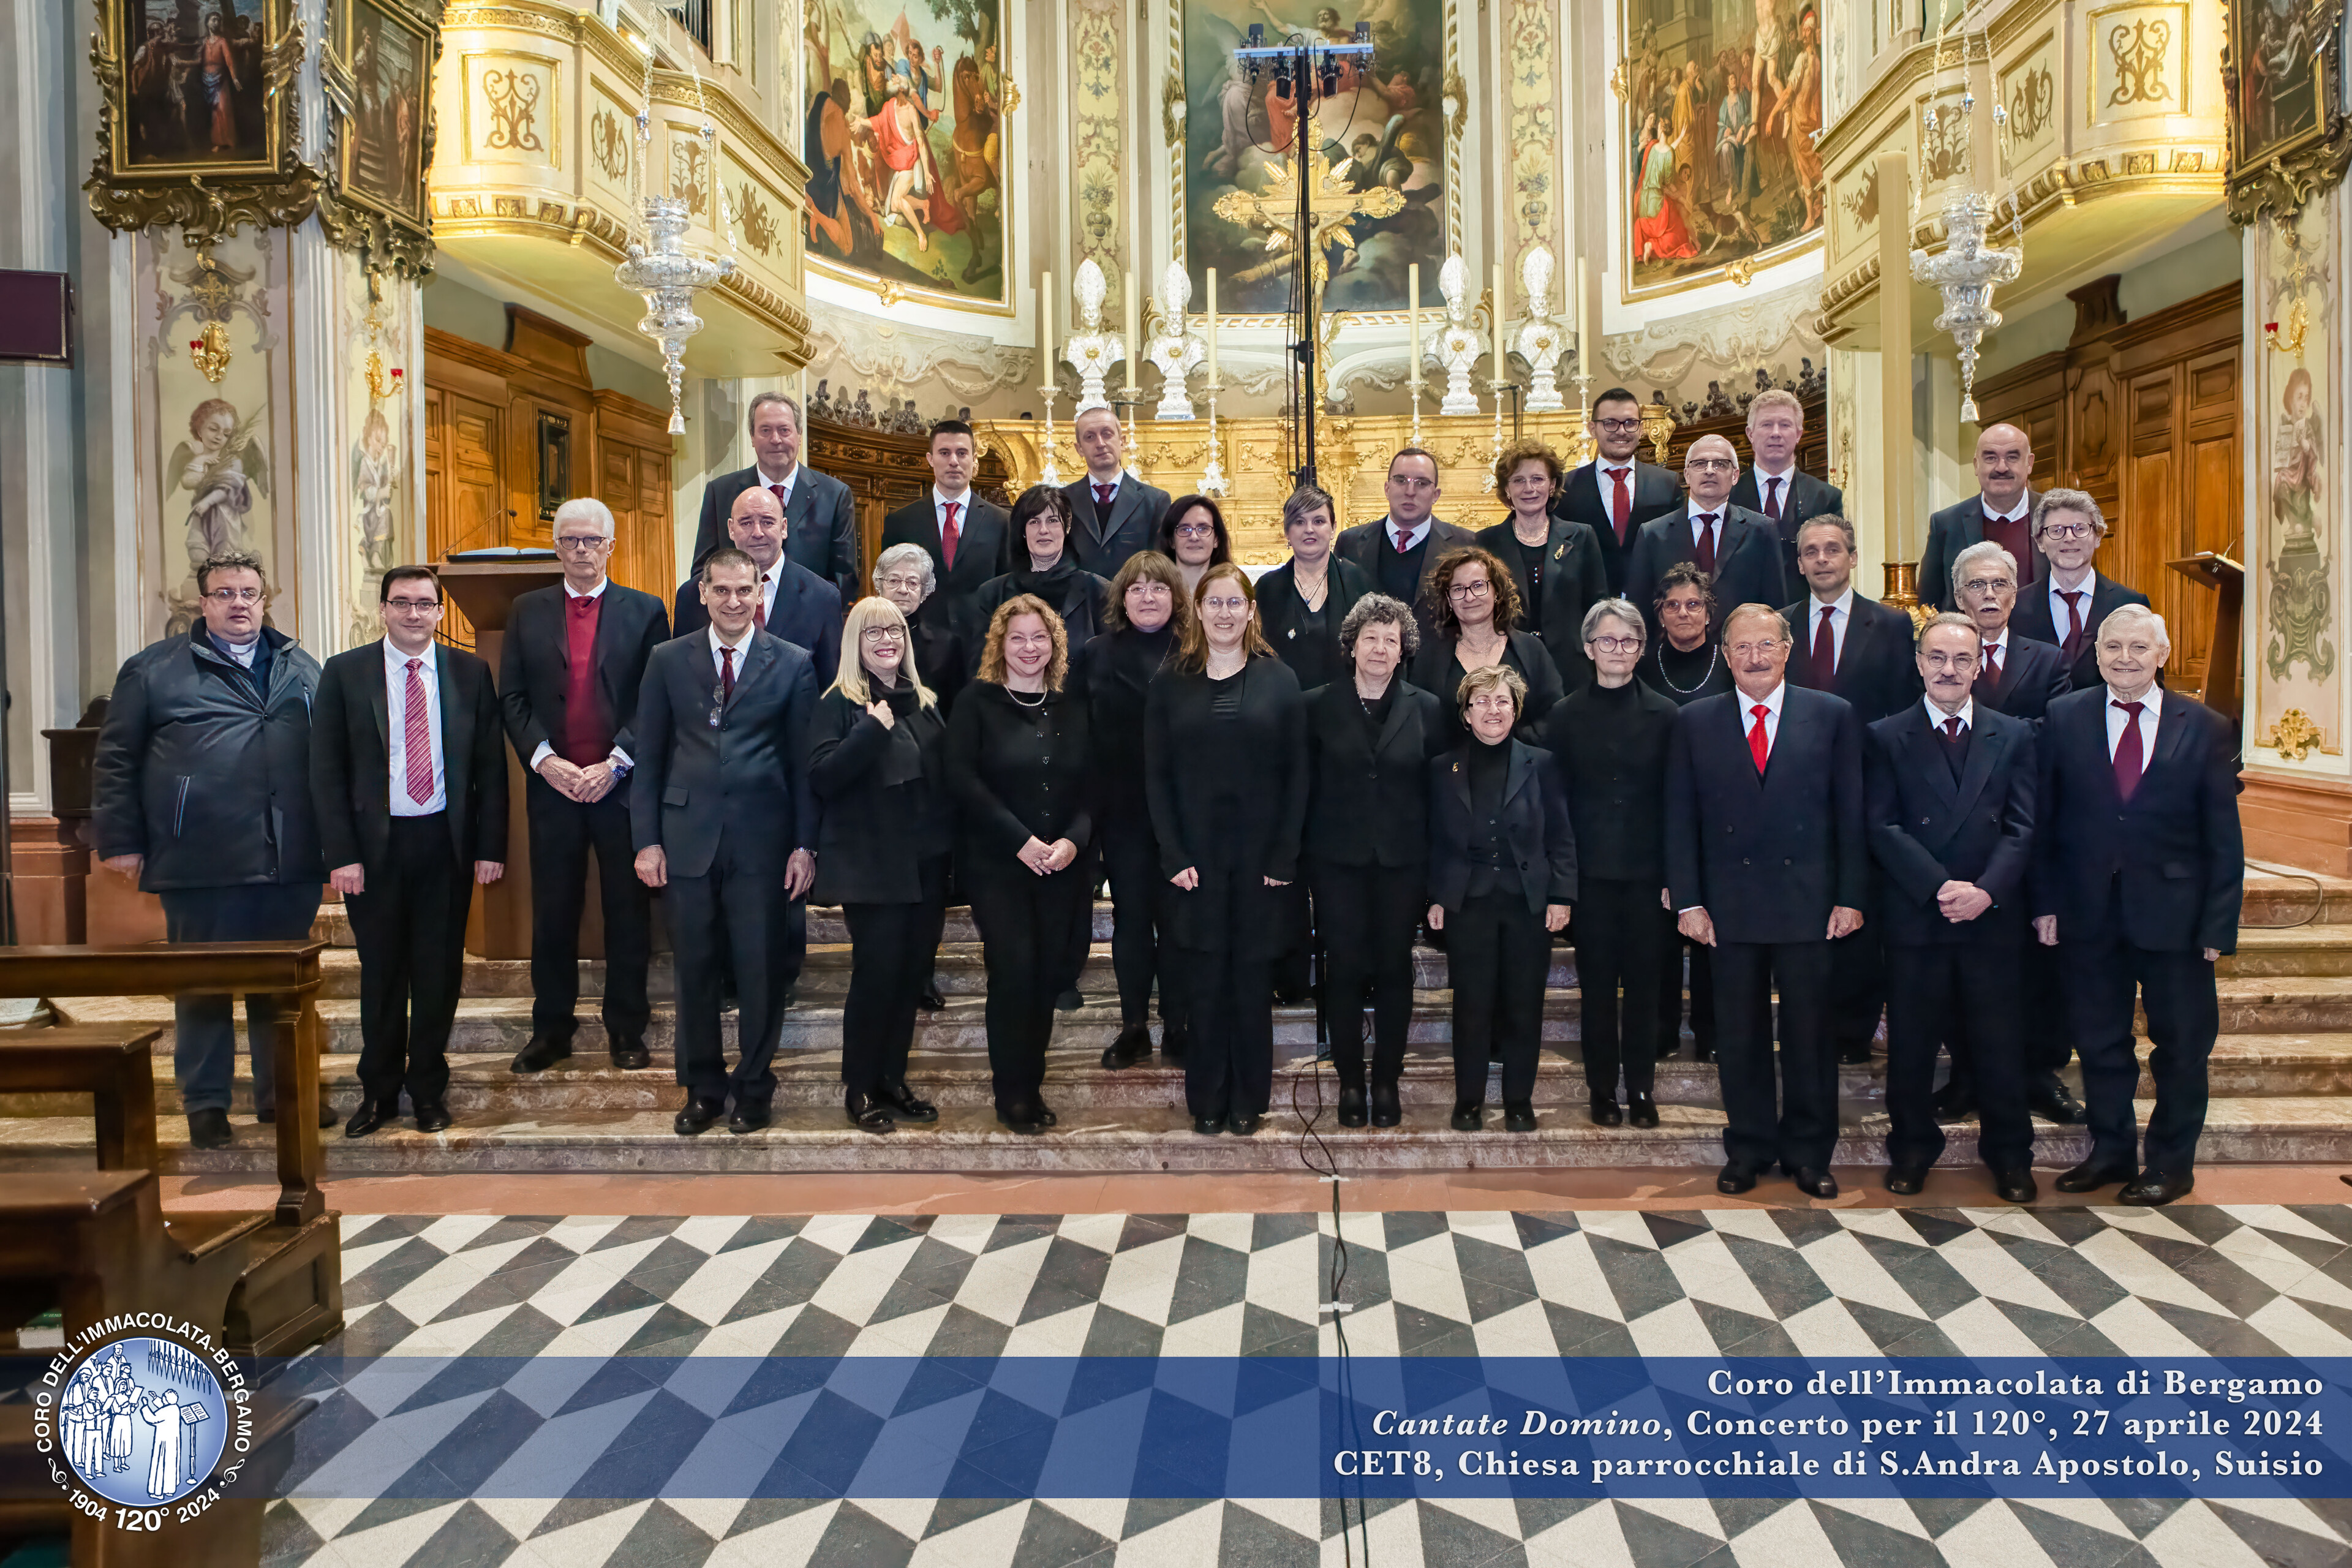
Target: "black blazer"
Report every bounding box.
[1059,474,1171,579]
[908,595,968,714]
[1071,625,1177,821]
[1865,704,2037,947]
[1919,491,2045,610]
[968,563,1110,668]
[1302,677,1449,868]
[1409,629,1566,748]
[1426,741,1578,914]
[944,682,1094,875]
[1728,467,1844,588]
[1257,557,1374,692]
[2011,570,2152,692]
[1665,685,1868,944]
[1975,633,2070,723]
[880,494,1013,639]
[1624,504,1790,636]
[673,558,845,687]
[805,686,949,905]
[1474,517,1611,689]
[2030,687,2243,955]
[1145,657,1310,886]
[1782,592,1922,725]
[1334,516,1477,642]
[498,581,669,778]
[1543,677,1680,883]
[1555,458,1683,595]
[311,641,508,873]
[629,629,819,876]
[692,463,862,601]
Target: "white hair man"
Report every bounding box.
[1728,387,1844,587]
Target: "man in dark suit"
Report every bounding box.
[1555,387,1683,595]
[1624,434,1789,636]
[311,566,508,1137]
[1865,613,2038,1203]
[1061,406,1170,579]
[1918,423,2040,611]
[1781,514,1918,1065]
[673,484,844,678]
[1667,604,1867,1199]
[2011,488,2150,692]
[500,499,671,1076]
[690,391,862,600]
[878,420,1011,644]
[1334,447,1474,644]
[1728,388,1843,589]
[633,548,820,1136]
[2032,605,2242,1206]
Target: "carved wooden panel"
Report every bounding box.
[427,385,507,648]
[804,417,1013,591]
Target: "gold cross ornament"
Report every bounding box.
[1212,143,1405,292]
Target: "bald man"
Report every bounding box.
[673,485,844,680]
[1920,424,2041,611]
[1623,433,1791,636]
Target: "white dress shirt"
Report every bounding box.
[709,622,756,684]
[2046,570,2097,643]
[1804,587,1854,668]
[1737,680,1786,755]
[384,639,446,816]
[1383,517,1433,552]
[1684,501,1726,546]
[2104,685,2161,761]
[527,578,634,774]
[1980,496,2029,530]
[1751,464,1796,512]
[1924,695,1975,733]
[1980,626,2011,660]
[752,557,783,624]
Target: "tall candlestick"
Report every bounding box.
[1491,262,1506,400]
[1123,269,1140,396]
[1408,263,1421,388]
[1575,258,1593,372]
[1205,269,1218,383]
[1040,271,1053,379]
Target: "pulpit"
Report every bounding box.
[2166,552,2244,729]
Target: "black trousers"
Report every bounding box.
[1182,944,1274,1120]
[1273,881,1313,998]
[344,814,472,1107]
[667,835,797,1106]
[968,865,1089,1112]
[1577,878,1670,1099]
[2069,935,2219,1175]
[840,856,949,1095]
[1828,919,1885,1052]
[1658,936,1716,1053]
[1885,942,2033,1172]
[1050,842,1098,997]
[1310,858,1424,1089]
[160,881,322,1114]
[526,776,653,1046]
[1101,807,1185,1030]
[1444,892,1550,1106]
[1949,940,2069,1095]
[1711,937,1836,1170]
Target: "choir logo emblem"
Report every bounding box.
[36,1320,247,1526]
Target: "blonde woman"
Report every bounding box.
[809,597,949,1133]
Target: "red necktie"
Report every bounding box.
[1943,715,1964,740]
[2112,699,2146,801]
[1763,476,1784,522]
[1747,703,1770,772]
[2058,590,2086,659]
[1979,643,2002,690]
[1607,467,1631,543]
[770,483,788,517]
[1693,514,1718,576]
[1812,605,1836,681]
[1394,526,1411,555]
[403,658,434,805]
[940,501,961,570]
[720,643,737,704]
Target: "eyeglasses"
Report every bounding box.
[1465,695,1518,712]
[1174,522,1218,539]
[878,573,928,593]
[1725,639,1786,658]
[1958,578,2015,595]
[554,535,611,552]
[204,587,265,604]
[1447,579,1492,600]
[1685,456,1738,472]
[385,597,442,612]
[1589,635,1642,653]
[2041,521,2097,539]
[1389,475,1438,491]
[1593,417,1642,434]
[1920,650,1980,670]
[859,627,905,643]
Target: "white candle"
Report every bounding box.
[1492,262,1506,394]
[1205,268,1218,383]
[1575,257,1593,375]
[1123,269,1140,396]
[1039,271,1052,385]
[1408,263,1421,388]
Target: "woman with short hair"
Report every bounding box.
[1474,439,1608,689]
[973,486,1110,664]
[873,541,965,713]
[1634,560,1729,1061]
[1410,546,1566,748]
[1257,484,1373,693]
[1155,493,1235,599]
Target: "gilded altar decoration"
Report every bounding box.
[2223,0,2350,224]
[190,321,232,384]
[1211,143,1406,296]
[317,0,439,279]
[591,107,631,182]
[2263,708,2327,763]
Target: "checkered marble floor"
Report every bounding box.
[263,1204,2352,1567]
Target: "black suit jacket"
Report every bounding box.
[1920,491,2045,610]
[498,581,670,778]
[1665,685,1868,944]
[1333,516,1476,641]
[1624,504,1790,638]
[1782,592,1921,725]
[2031,687,2243,954]
[629,628,819,878]
[672,558,845,685]
[1555,458,1682,595]
[1059,474,1171,579]
[692,464,862,601]
[2010,570,2152,692]
[312,641,508,873]
[1474,517,1611,689]
[1865,704,2037,946]
[1302,677,1449,868]
[1729,467,1844,588]
[1257,557,1374,690]
[1426,741,1578,914]
[1974,633,2069,723]
[879,495,1012,640]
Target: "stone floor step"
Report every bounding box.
[2222,924,2352,977]
[2243,870,2352,927]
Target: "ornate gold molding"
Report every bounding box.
[2222,0,2351,225]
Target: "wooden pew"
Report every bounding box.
[0,1025,162,1174]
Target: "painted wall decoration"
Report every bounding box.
[338,251,420,649]
[802,0,1009,301]
[1181,0,1449,312]
[1619,0,1825,295]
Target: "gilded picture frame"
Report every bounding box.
[319,0,440,276]
[2223,0,2352,223]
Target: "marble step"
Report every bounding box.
[1,1095,2345,1174]
[2244,871,2352,927]
[2223,924,2352,977]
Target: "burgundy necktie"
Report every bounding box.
[2058,590,2086,660]
[1394,526,1411,556]
[1607,467,1632,543]
[2112,700,2146,801]
[1763,476,1784,522]
[720,643,737,704]
[1094,481,1115,510]
[1747,704,1770,773]
[1693,514,1718,576]
[1812,605,1836,682]
[770,483,788,517]
[940,501,961,570]
[1980,643,2002,691]
[403,658,434,805]
[1943,715,1964,740]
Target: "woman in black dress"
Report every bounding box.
[973,486,1110,664]
[1073,550,1195,1069]
[1409,546,1565,747]
[873,541,966,714]
[808,596,950,1133]
[1472,439,1608,690]
[1146,563,1308,1136]
[1155,493,1235,601]
[1427,664,1576,1133]
[1634,560,1729,1061]
[1542,597,1679,1128]
[1257,485,1373,693]
[1304,593,1446,1127]
[944,596,1093,1134]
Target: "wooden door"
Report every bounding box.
[426,386,508,647]
[598,436,676,601]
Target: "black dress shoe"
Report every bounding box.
[1589,1096,1623,1127]
[1159,1022,1189,1063]
[1054,988,1085,1012]
[1369,1080,1402,1127]
[1627,1093,1659,1129]
[1932,1082,1977,1121]
[1100,1025,1153,1069]
[778,984,798,1011]
[875,1080,938,1123]
[341,1101,398,1139]
[413,1102,453,1134]
[609,1038,652,1071]
[1504,1100,1538,1133]
[1336,1086,1368,1128]
[1449,1101,1482,1132]
[1273,984,1311,1007]
[1790,1167,1839,1199]
[996,1102,1048,1136]
[727,1101,772,1135]
[1193,1114,1224,1136]
[1227,1110,1261,1136]
[918,984,948,1012]
[845,1089,895,1134]
[1716,1161,1760,1195]
[1885,1164,1929,1197]
[2027,1076,2084,1125]
[2119,1170,2195,1207]
[1032,1095,1059,1128]
[511,1035,573,1074]
[1990,1167,2038,1204]
[2054,1159,2134,1193]
[674,1098,725,1136]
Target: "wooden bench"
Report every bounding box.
[0,1024,162,1174]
